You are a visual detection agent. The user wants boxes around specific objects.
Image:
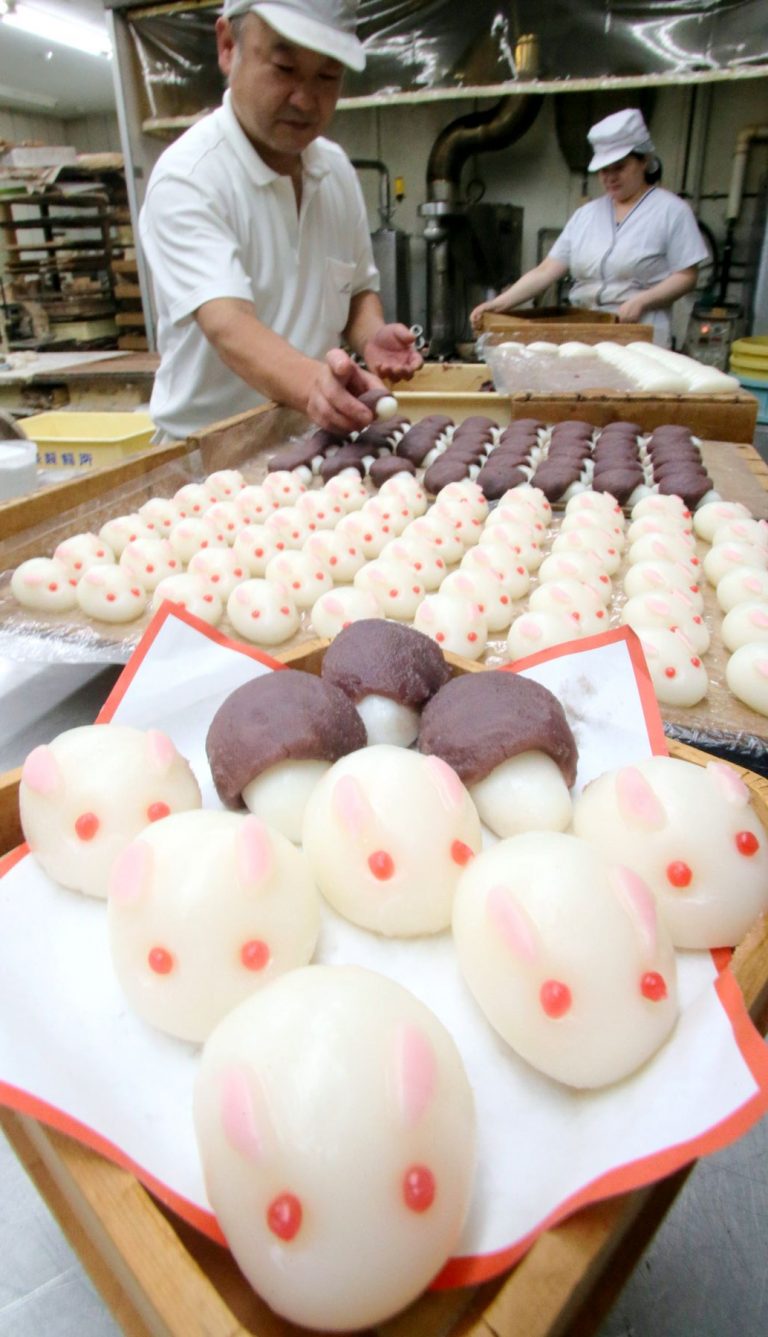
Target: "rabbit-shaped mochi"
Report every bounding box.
[572,755,768,948]
[194,964,475,1330]
[452,831,678,1087]
[20,724,201,898]
[108,811,319,1041]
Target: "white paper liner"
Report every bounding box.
[0,612,767,1283]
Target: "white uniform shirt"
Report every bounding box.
[548,187,708,346]
[139,91,379,439]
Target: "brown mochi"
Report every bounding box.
[369,454,417,485]
[418,670,578,787]
[321,619,451,709]
[206,670,367,809]
[476,462,528,500]
[424,456,472,493]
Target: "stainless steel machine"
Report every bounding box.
[352,159,411,328]
[418,95,542,358]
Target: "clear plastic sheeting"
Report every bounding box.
[123,0,768,124]
[480,336,636,394]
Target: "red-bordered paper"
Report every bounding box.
[1,607,767,1286]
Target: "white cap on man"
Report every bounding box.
[587,108,656,172]
[222,0,365,72]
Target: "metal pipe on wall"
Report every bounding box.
[718,124,768,304]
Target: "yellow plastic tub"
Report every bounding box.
[20,412,156,469]
[730,335,768,377]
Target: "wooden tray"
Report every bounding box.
[479,315,653,345]
[386,368,757,442]
[1,642,767,1337]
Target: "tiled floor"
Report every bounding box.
[2,427,768,1334]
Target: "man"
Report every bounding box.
[139,0,421,441]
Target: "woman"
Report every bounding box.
[470,108,708,347]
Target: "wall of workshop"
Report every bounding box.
[2,74,766,343]
[0,108,121,153]
[332,76,768,341]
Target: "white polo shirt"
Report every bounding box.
[139,91,379,439]
[548,188,708,346]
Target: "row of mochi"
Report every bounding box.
[271,408,718,509]
[7,466,570,657]
[11,451,768,714]
[10,465,619,661]
[615,494,768,714]
[8,462,347,624]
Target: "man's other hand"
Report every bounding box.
[362,324,423,380]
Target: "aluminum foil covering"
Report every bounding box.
[3,420,768,769]
[125,0,768,124]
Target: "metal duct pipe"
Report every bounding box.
[718,124,768,304]
[351,158,393,228]
[426,94,544,204]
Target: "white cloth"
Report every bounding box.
[548,188,708,346]
[139,90,379,440]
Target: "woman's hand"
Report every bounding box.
[469,300,499,334]
[617,294,649,323]
[362,323,422,380]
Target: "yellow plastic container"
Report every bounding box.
[730,335,768,377]
[20,412,156,469]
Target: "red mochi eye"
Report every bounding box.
[403,1165,436,1213]
[241,939,270,971]
[147,801,171,822]
[540,979,572,1018]
[451,840,474,867]
[368,850,395,880]
[736,830,759,856]
[148,947,174,975]
[75,812,99,841]
[641,971,667,1002]
[666,860,692,888]
[267,1192,302,1241]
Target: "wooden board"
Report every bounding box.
[385,370,757,442]
[480,316,654,344]
[0,691,767,1337]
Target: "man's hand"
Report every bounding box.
[362,323,422,380]
[305,348,384,433]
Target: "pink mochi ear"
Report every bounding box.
[610,865,658,955]
[707,760,749,808]
[486,884,537,961]
[452,575,474,596]
[423,754,465,811]
[323,595,344,617]
[219,1065,264,1162]
[395,1024,438,1127]
[236,815,274,888]
[109,838,153,905]
[146,728,178,775]
[615,767,667,831]
[332,774,373,837]
[21,744,60,796]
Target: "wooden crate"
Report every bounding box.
[480,314,653,344]
[1,666,767,1337]
[384,368,757,442]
